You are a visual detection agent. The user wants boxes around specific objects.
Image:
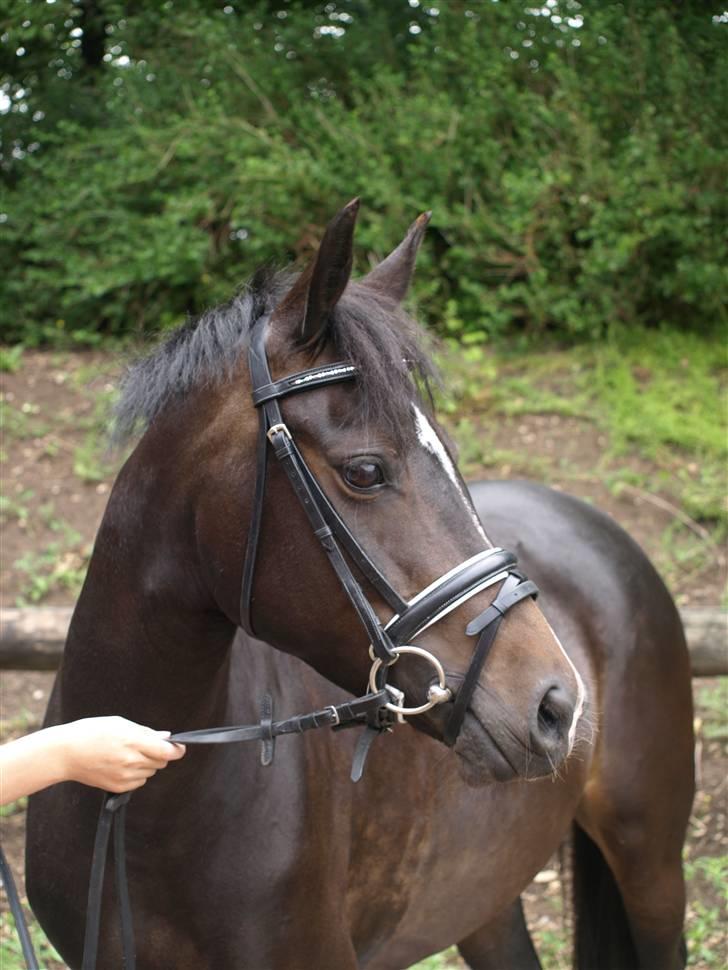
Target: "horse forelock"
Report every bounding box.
[111,271,438,448]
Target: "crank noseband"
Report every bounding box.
[240,317,538,745]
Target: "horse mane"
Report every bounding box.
[112,269,438,447]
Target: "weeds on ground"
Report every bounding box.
[13,539,88,606]
[0,912,64,970]
[694,682,728,742]
[0,346,24,373]
[439,327,727,600]
[409,947,463,969]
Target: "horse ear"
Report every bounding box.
[361,211,431,303]
[275,198,359,348]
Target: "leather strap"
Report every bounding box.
[351,726,384,783]
[80,688,393,970]
[0,844,40,970]
[168,689,390,744]
[241,319,398,662]
[251,363,357,406]
[267,427,397,662]
[443,576,538,746]
[82,792,134,970]
[259,692,275,766]
[387,549,517,643]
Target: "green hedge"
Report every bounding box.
[1,1,726,343]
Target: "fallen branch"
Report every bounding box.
[0,606,725,676]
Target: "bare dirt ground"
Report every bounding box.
[1,350,726,968]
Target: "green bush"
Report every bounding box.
[1,1,726,343]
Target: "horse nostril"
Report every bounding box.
[531,685,574,758]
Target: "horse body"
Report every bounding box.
[28,479,691,970]
[26,204,693,970]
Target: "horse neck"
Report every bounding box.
[58,409,243,731]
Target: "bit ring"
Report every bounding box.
[368,645,451,716]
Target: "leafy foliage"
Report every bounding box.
[1,1,726,343]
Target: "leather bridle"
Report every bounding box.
[6,315,539,970]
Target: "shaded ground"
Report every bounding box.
[1,349,726,968]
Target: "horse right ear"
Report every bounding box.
[361,211,431,304]
[272,199,359,351]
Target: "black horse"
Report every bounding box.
[27,202,693,969]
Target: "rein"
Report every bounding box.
[5,316,537,970]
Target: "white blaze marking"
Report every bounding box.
[412,406,586,744]
[547,623,587,751]
[412,405,491,545]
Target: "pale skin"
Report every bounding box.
[0,716,186,805]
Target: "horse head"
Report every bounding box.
[115,200,585,786]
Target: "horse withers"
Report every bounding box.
[26,202,693,970]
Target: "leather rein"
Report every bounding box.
[6,316,537,970]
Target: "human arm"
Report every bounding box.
[0,716,186,805]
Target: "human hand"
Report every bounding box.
[57,716,186,793]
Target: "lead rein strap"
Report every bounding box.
[82,793,135,970]
[82,687,393,970]
[168,689,390,744]
[0,844,40,970]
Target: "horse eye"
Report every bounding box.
[342,459,385,491]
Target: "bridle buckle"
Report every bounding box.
[384,684,406,724]
[266,422,292,444]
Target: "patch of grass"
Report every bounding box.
[443,417,554,480]
[408,947,464,969]
[685,855,728,896]
[0,797,28,818]
[694,682,728,742]
[0,490,35,529]
[0,709,40,739]
[581,330,727,532]
[0,911,64,970]
[0,400,52,441]
[685,899,727,968]
[441,329,726,523]
[69,358,121,392]
[73,432,115,483]
[440,328,726,601]
[66,379,120,483]
[534,927,571,970]
[0,346,24,373]
[586,329,726,462]
[13,539,88,606]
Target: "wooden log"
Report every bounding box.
[679,607,728,677]
[0,607,73,671]
[0,606,726,675]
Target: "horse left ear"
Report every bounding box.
[275,198,359,348]
[361,211,431,304]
